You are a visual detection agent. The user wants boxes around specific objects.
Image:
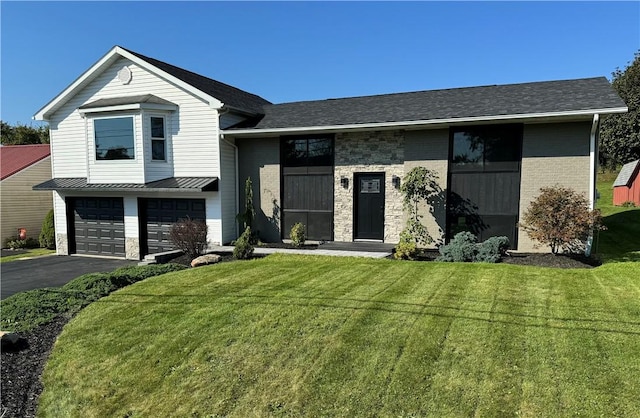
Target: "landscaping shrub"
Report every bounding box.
[0,288,82,332]
[39,209,56,249]
[234,226,254,260]
[169,217,208,259]
[437,232,509,263]
[520,186,605,254]
[476,236,510,263]
[620,201,637,207]
[290,222,306,247]
[0,263,186,332]
[4,237,39,250]
[394,230,418,260]
[437,231,478,262]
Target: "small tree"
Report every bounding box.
[237,177,255,231]
[520,186,605,254]
[290,222,306,247]
[169,217,208,259]
[398,167,441,246]
[233,226,254,260]
[39,209,56,249]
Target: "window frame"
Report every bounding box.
[93,115,136,162]
[449,124,523,173]
[149,115,167,162]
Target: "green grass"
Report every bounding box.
[39,255,640,417]
[0,248,55,263]
[595,170,640,262]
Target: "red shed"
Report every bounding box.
[613,159,640,206]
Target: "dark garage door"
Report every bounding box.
[140,198,206,256]
[71,197,125,256]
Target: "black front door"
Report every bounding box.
[354,173,385,240]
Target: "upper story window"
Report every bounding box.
[282,137,333,168]
[450,124,522,172]
[94,117,135,160]
[150,116,166,161]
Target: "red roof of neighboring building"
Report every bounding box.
[0,144,51,180]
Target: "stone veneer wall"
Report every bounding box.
[518,121,592,252]
[334,130,405,243]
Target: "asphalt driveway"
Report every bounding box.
[1,255,136,300]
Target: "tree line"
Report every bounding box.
[1,121,50,145]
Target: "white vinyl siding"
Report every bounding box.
[48,57,220,182]
[53,191,68,255]
[123,196,139,238]
[220,139,237,243]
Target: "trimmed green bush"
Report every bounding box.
[476,236,510,263]
[234,226,254,260]
[437,232,509,263]
[290,223,306,247]
[437,232,478,262]
[4,237,40,249]
[0,288,82,332]
[394,230,418,260]
[0,263,186,332]
[39,209,56,249]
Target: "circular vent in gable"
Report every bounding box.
[118,66,132,85]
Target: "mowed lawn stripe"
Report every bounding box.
[39,256,640,417]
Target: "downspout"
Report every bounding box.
[585,113,600,257]
[218,106,240,239]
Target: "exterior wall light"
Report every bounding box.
[340,176,349,189]
[392,175,401,189]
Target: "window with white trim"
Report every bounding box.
[94,116,135,160]
[150,116,166,161]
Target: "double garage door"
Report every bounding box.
[71,197,206,258]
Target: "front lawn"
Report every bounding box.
[595,170,640,262]
[0,248,55,264]
[39,256,640,417]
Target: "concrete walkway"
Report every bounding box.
[209,245,393,259]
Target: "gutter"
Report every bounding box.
[222,107,628,137]
[585,113,600,257]
[218,107,241,239]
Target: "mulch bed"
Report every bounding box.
[1,315,72,418]
[0,249,599,416]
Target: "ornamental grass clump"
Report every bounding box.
[520,185,605,254]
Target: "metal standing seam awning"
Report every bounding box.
[33,177,219,193]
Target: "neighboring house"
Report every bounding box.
[613,160,640,206]
[1,144,52,245]
[33,46,627,259]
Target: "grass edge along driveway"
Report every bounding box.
[39,255,639,417]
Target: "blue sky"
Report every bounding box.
[1,1,638,125]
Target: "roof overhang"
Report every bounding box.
[33,177,218,193]
[34,46,222,121]
[78,95,178,116]
[222,107,628,138]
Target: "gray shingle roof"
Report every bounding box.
[79,94,176,109]
[33,177,218,192]
[613,160,640,187]
[121,47,271,115]
[235,77,625,130]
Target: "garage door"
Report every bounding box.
[72,197,125,256]
[140,198,206,256]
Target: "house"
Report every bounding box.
[1,144,52,245]
[33,46,627,259]
[613,160,640,206]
